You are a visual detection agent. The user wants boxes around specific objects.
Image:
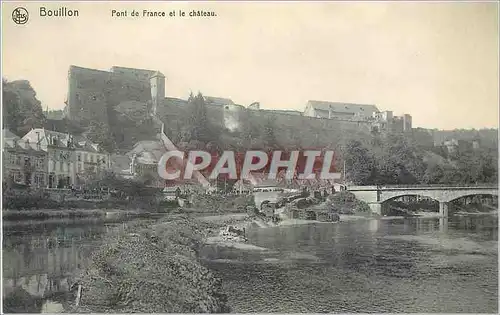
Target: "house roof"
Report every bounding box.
[23,129,71,149]
[21,128,102,152]
[72,134,101,152]
[127,140,167,164]
[44,118,85,134]
[3,137,45,153]
[307,100,379,116]
[2,129,20,141]
[204,96,234,106]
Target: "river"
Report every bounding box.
[2,215,498,313]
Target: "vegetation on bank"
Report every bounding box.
[326,191,372,215]
[71,216,230,313]
[2,172,179,215]
[342,134,498,186]
[188,194,254,213]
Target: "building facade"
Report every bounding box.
[2,129,49,187]
[73,135,111,185]
[304,100,380,120]
[20,129,111,188]
[126,140,167,188]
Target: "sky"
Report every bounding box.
[2,1,499,130]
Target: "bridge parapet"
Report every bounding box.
[379,187,498,203]
[346,185,498,210]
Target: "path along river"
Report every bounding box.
[2,214,498,313]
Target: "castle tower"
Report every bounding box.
[150,71,166,115]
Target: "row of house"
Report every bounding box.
[2,128,111,189]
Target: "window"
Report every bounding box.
[36,158,44,169]
[77,154,81,162]
[84,154,88,162]
[9,153,16,165]
[90,155,94,163]
[34,173,45,186]
[13,170,22,183]
[15,156,21,165]
[59,161,63,171]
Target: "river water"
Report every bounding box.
[2,215,498,313]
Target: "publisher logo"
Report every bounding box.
[12,7,29,25]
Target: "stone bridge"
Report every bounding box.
[347,185,498,217]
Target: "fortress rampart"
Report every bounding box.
[65,65,389,149]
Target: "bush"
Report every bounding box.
[353,200,371,213]
[189,194,253,213]
[328,191,357,203]
[74,216,230,313]
[327,191,371,214]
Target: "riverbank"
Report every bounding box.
[1,208,164,221]
[61,215,231,313]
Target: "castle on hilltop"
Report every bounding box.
[63,65,412,135]
[64,65,165,124]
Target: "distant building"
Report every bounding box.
[443,138,473,154]
[392,114,412,132]
[126,140,167,188]
[232,179,253,194]
[372,111,412,133]
[73,135,111,185]
[304,100,380,120]
[472,137,481,150]
[248,102,260,110]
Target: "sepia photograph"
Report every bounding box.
[1,1,499,313]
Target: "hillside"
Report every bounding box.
[2,80,498,188]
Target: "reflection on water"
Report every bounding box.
[206,215,498,313]
[1,218,149,311]
[2,215,498,313]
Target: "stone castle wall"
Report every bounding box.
[66,66,152,125]
[68,65,375,149]
[157,100,372,148]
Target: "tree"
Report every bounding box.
[86,120,116,153]
[238,111,261,149]
[2,79,46,135]
[262,117,278,149]
[343,140,376,185]
[186,92,211,143]
[374,134,426,184]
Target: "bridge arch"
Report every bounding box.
[447,193,498,204]
[380,194,440,215]
[379,192,441,204]
[379,188,498,204]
